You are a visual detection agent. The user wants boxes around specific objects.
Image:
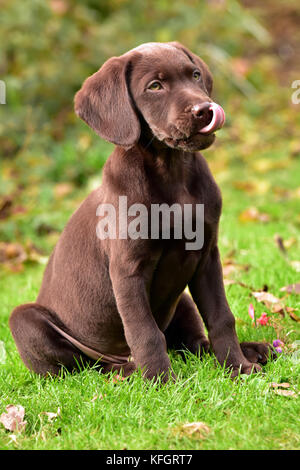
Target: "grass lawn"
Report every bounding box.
[1,126,300,450]
[0,27,300,447]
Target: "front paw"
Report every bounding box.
[230,361,262,378]
[240,341,277,365]
[178,336,210,361]
[188,336,210,356]
[142,356,175,383]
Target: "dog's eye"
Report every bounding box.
[192,70,201,81]
[148,81,163,91]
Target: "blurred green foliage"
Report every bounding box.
[0,0,295,160]
[0,0,299,253]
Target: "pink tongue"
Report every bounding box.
[200,103,225,135]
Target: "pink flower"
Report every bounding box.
[256,312,269,326]
[248,303,255,323]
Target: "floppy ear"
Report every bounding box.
[168,42,213,96]
[74,56,140,147]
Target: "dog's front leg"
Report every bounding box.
[189,246,261,377]
[109,262,173,382]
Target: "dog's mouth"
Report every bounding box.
[160,102,225,151]
[164,133,215,151]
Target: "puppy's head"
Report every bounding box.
[75,42,225,151]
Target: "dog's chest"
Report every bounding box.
[144,178,219,321]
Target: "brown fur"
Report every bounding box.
[9,42,275,380]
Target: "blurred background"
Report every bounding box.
[0,0,299,272]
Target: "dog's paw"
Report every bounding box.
[142,357,175,384]
[177,336,210,361]
[230,361,262,378]
[189,336,210,356]
[240,341,277,365]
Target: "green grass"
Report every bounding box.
[1,30,300,449]
[0,148,300,450]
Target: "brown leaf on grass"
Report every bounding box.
[0,192,27,220]
[0,196,13,219]
[270,382,291,389]
[224,279,236,286]
[251,158,290,173]
[239,207,270,223]
[222,255,254,290]
[176,422,210,439]
[287,310,300,323]
[0,241,48,271]
[233,180,270,195]
[40,407,61,422]
[280,283,300,294]
[222,255,250,279]
[273,389,298,398]
[274,234,297,254]
[0,242,27,272]
[252,291,298,320]
[0,405,27,432]
[270,382,298,397]
[252,291,283,309]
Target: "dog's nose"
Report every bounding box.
[191,102,225,134]
[191,102,211,118]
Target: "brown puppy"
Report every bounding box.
[9,42,275,380]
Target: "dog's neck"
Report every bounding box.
[136,133,192,186]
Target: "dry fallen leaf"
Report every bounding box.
[252,291,283,309]
[251,290,298,320]
[0,196,13,219]
[239,207,270,223]
[270,382,298,397]
[224,279,236,286]
[273,389,298,398]
[0,405,27,432]
[0,242,27,265]
[233,179,270,195]
[222,253,250,280]
[41,407,61,422]
[270,382,291,389]
[280,283,300,295]
[176,422,210,439]
[0,241,48,271]
[287,310,300,323]
[251,158,289,173]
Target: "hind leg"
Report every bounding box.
[9,303,94,376]
[164,292,210,356]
